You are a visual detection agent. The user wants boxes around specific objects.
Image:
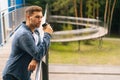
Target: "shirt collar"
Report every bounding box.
[22,21,33,34]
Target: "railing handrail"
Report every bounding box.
[49,15,108,42]
[35,4,49,80]
[49,15,100,22]
[0,4,24,13]
[0,7,26,46]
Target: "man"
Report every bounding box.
[2,6,53,80]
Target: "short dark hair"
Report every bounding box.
[25,6,42,16]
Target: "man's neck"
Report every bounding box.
[26,22,35,33]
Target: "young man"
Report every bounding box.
[2,6,53,80]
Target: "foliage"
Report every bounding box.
[86,0,93,18]
[63,24,73,31]
[111,0,120,34]
[49,39,120,65]
[50,0,74,16]
[25,0,47,10]
[25,0,120,35]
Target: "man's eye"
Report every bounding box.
[35,16,42,18]
[35,16,40,18]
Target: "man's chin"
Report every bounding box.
[35,26,40,28]
[37,24,41,27]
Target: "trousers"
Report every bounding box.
[3,74,18,80]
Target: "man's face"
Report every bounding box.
[29,11,43,28]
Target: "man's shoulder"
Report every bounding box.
[14,26,31,38]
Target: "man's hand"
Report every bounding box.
[28,59,38,71]
[43,24,53,35]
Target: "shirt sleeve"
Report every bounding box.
[18,32,51,61]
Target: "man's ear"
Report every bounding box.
[26,14,31,20]
[26,15,30,20]
[30,17,32,20]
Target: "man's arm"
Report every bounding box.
[19,32,51,60]
[25,25,53,71]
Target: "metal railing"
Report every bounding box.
[49,15,108,42]
[0,4,25,45]
[35,5,49,80]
